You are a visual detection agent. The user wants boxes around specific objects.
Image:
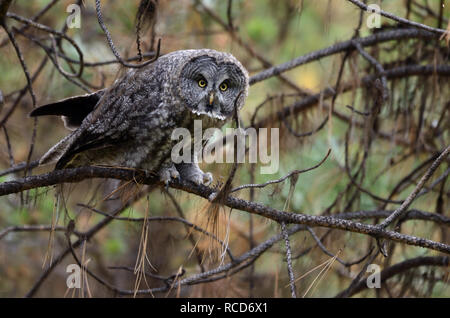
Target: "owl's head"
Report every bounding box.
[177,50,249,120]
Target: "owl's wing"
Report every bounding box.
[53,125,121,169]
[39,99,126,168]
[37,88,121,167]
[44,94,126,168]
[38,61,168,169]
[30,89,106,130]
[38,126,120,168]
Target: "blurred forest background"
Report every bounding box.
[0,0,449,297]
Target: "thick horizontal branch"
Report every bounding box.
[0,166,156,196]
[220,191,450,254]
[1,166,448,254]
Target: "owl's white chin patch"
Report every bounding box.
[191,109,226,121]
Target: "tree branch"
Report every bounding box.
[1,166,449,254]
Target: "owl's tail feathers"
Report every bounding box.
[29,89,105,130]
[39,132,77,166]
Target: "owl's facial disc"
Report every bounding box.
[179,55,246,120]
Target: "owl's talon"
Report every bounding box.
[176,163,213,186]
[159,165,180,186]
[190,171,213,186]
[208,191,218,202]
[170,169,180,179]
[203,172,213,186]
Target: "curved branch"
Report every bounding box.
[249,28,437,85]
[337,255,450,297]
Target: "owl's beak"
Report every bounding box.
[209,92,215,106]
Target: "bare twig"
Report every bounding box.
[231,149,331,193]
[379,145,450,229]
[281,222,297,298]
[346,0,448,35]
[94,0,161,69]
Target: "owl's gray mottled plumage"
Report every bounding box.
[30,49,249,185]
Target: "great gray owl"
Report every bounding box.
[30,49,249,185]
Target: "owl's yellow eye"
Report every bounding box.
[219,82,228,91]
[198,79,207,88]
